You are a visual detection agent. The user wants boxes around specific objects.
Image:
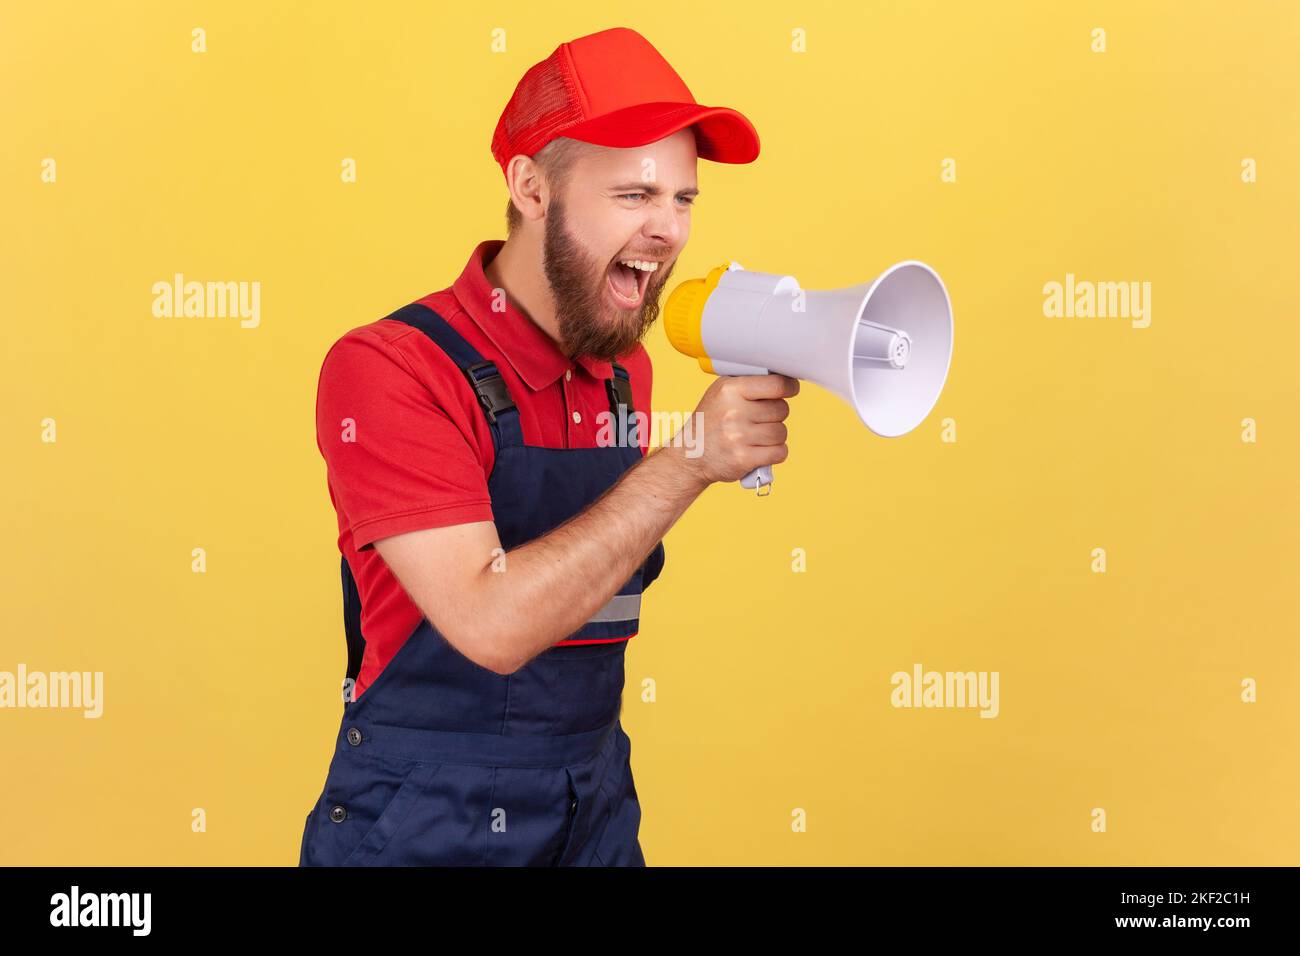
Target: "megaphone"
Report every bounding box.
[664,260,954,495]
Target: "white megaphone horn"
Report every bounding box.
[663,260,954,495]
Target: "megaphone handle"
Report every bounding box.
[740,465,774,496]
[714,364,777,495]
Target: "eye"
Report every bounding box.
[618,192,646,202]
[676,195,696,206]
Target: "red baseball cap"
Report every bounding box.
[491,27,761,179]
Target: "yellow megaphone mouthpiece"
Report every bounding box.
[663,263,733,374]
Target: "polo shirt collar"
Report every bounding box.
[452,239,614,391]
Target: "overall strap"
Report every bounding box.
[606,363,635,413]
[606,362,640,445]
[341,555,365,692]
[384,301,641,449]
[383,302,524,450]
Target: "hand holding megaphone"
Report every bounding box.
[675,371,800,491]
[664,260,954,495]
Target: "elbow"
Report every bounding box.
[450,624,524,677]
[483,656,524,677]
[475,648,525,677]
[419,590,523,676]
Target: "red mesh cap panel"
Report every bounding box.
[491,52,587,171]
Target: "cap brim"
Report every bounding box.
[560,101,760,164]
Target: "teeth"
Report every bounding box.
[618,259,659,272]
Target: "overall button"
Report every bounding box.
[572,410,582,424]
[329,805,347,824]
[565,368,572,381]
[346,727,363,746]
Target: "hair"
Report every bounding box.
[504,137,587,236]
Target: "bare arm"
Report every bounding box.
[373,373,798,674]
[375,441,703,674]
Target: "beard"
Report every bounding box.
[542,196,676,363]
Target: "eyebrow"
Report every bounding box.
[609,181,700,198]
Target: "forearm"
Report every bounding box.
[468,442,706,672]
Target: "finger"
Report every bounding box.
[737,374,799,400]
[750,421,789,446]
[746,398,790,423]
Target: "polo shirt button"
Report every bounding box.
[329,805,347,824]
[572,411,582,424]
[565,368,572,382]
[346,727,362,746]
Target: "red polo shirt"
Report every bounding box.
[316,239,654,699]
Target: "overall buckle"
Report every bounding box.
[464,361,516,424]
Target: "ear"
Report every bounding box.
[505,154,547,225]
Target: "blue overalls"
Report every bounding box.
[299,302,665,866]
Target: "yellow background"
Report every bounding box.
[3,1,1297,865]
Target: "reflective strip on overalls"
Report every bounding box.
[300,302,666,866]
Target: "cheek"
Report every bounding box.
[567,200,627,252]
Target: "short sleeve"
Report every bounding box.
[316,328,494,551]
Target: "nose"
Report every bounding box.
[642,196,684,250]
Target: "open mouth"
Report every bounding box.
[606,258,653,309]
